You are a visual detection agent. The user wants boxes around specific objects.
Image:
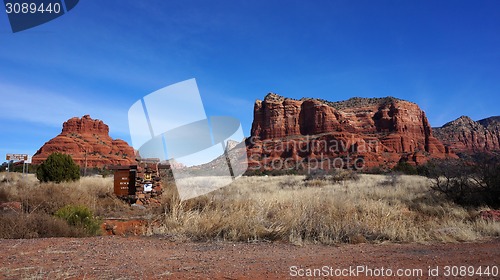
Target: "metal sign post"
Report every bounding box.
[25,156,32,175]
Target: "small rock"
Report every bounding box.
[480,210,500,222]
[0,201,22,211]
[131,203,146,210]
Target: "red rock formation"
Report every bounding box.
[248,93,451,171]
[434,116,500,155]
[32,115,136,168]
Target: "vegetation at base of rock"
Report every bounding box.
[420,153,500,208]
[392,161,418,175]
[36,152,80,183]
[55,205,101,236]
[1,160,499,242]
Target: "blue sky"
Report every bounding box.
[1,0,499,159]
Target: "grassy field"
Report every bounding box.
[1,172,499,244]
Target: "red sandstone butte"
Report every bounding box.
[32,115,136,168]
[434,116,500,155]
[248,93,451,170]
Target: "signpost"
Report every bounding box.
[6,154,28,161]
[5,154,30,175]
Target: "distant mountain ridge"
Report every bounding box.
[433,116,500,155]
[478,116,500,128]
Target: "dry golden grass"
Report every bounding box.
[155,174,500,244]
[1,172,499,243]
[0,173,129,216]
[0,173,132,238]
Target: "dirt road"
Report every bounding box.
[1,237,499,279]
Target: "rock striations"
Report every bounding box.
[433,116,500,155]
[248,93,450,170]
[32,115,136,168]
[31,100,497,173]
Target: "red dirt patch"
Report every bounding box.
[1,237,499,279]
[101,219,148,236]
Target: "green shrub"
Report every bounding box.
[0,162,8,172]
[55,205,101,236]
[36,153,80,183]
[364,166,388,174]
[393,161,417,175]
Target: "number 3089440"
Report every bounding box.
[5,2,62,14]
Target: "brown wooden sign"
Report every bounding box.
[6,154,28,161]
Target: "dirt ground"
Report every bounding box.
[0,237,499,279]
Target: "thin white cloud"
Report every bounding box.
[0,82,86,127]
[0,82,131,136]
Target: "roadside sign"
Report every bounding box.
[5,154,31,175]
[6,154,28,161]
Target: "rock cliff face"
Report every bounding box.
[433,116,500,155]
[32,115,136,168]
[248,93,450,170]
